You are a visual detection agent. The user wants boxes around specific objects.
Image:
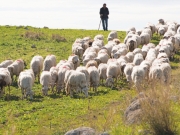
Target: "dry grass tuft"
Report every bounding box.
[24,31,45,40]
[52,34,66,42]
[140,88,178,135]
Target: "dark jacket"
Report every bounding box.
[100,7,109,19]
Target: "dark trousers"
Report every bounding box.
[101,18,108,31]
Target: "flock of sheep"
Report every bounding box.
[0,19,180,99]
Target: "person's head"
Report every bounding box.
[103,3,106,8]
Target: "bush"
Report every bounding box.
[24,31,45,40]
[140,88,178,135]
[52,34,66,42]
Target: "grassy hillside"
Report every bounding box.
[0,25,180,135]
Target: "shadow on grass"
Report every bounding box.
[2,94,20,101]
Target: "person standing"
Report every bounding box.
[100,3,109,31]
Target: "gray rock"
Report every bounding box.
[65,127,95,135]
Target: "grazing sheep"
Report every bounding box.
[0,68,12,95]
[85,60,98,69]
[126,52,134,63]
[94,34,104,41]
[131,66,145,92]
[40,71,52,96]
[140,32,150,45]
[30,55,43,82]
[49,66,58,93]
[98,63,108,85]
[107,31,118,41]
[95,51,109,64]
[149,65,164,90]
[18,69,35,99]
[68,54,80,70]
[7,59,24,82]
[76,66,90,88]
[124,63,134,87]
[0,60,13,68]
[72,44,84,59]
[87,66,100,92]
[65,71,88,97]
[56,65,70,93]
[160,63,171,89]
[105,63,121,88]
[133,53,144,66]
[43,54,56,71]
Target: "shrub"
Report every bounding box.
[52,34,66,42]
[140,88,178,135]
[24,31,45,40]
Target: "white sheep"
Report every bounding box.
[105,63,121,88]
[65,71,88,97]
[56,65,70,93]
[49,66,58,93]
[72,44,84,59]
[94,34,104,41]
[126,52,134,63]
[131,66,145,92]
[7,59,24,82]
[107,31,118,41]
[43,54,56,71]
[140,32,150,45]
[18,69,35,99]
[76,66,90,88]
[68,54,80,70]
[0,68,12,95]
[123,63,134,87]
[30,55,43,82]
[98,63,108,85]
[149,65,164,90]
[133,53,144,66]
[87,66,100,92]
[0,60,13,68]
[160,63,171,89]
[94,51,109,64]
[40,71,52,96]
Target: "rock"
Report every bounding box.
[65,127,95,135]
[124,92,147,124]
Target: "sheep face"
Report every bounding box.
[42,85,49,95]
[128,40,136,52]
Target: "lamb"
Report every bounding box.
[65,71,88,97]
[87,66,100,92]
[0,68,12,95]
[131,66,145,92]
[105,63,121,88]
[0,60,13,68]
[133,53,144,66]
[68,54,80,70]
[43,54,56,71]
[18,69,35,99]
[98,63,108,85]
[49,66,58,93]
[40,71,52,96]
[7,59,25,82]
[30,55,43,82]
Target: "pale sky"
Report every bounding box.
[1,0,180,31]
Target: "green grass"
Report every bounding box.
[0,25,180,135]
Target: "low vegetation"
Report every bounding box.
[0,25,180,135]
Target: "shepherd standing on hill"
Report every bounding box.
[100,3,109,31]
